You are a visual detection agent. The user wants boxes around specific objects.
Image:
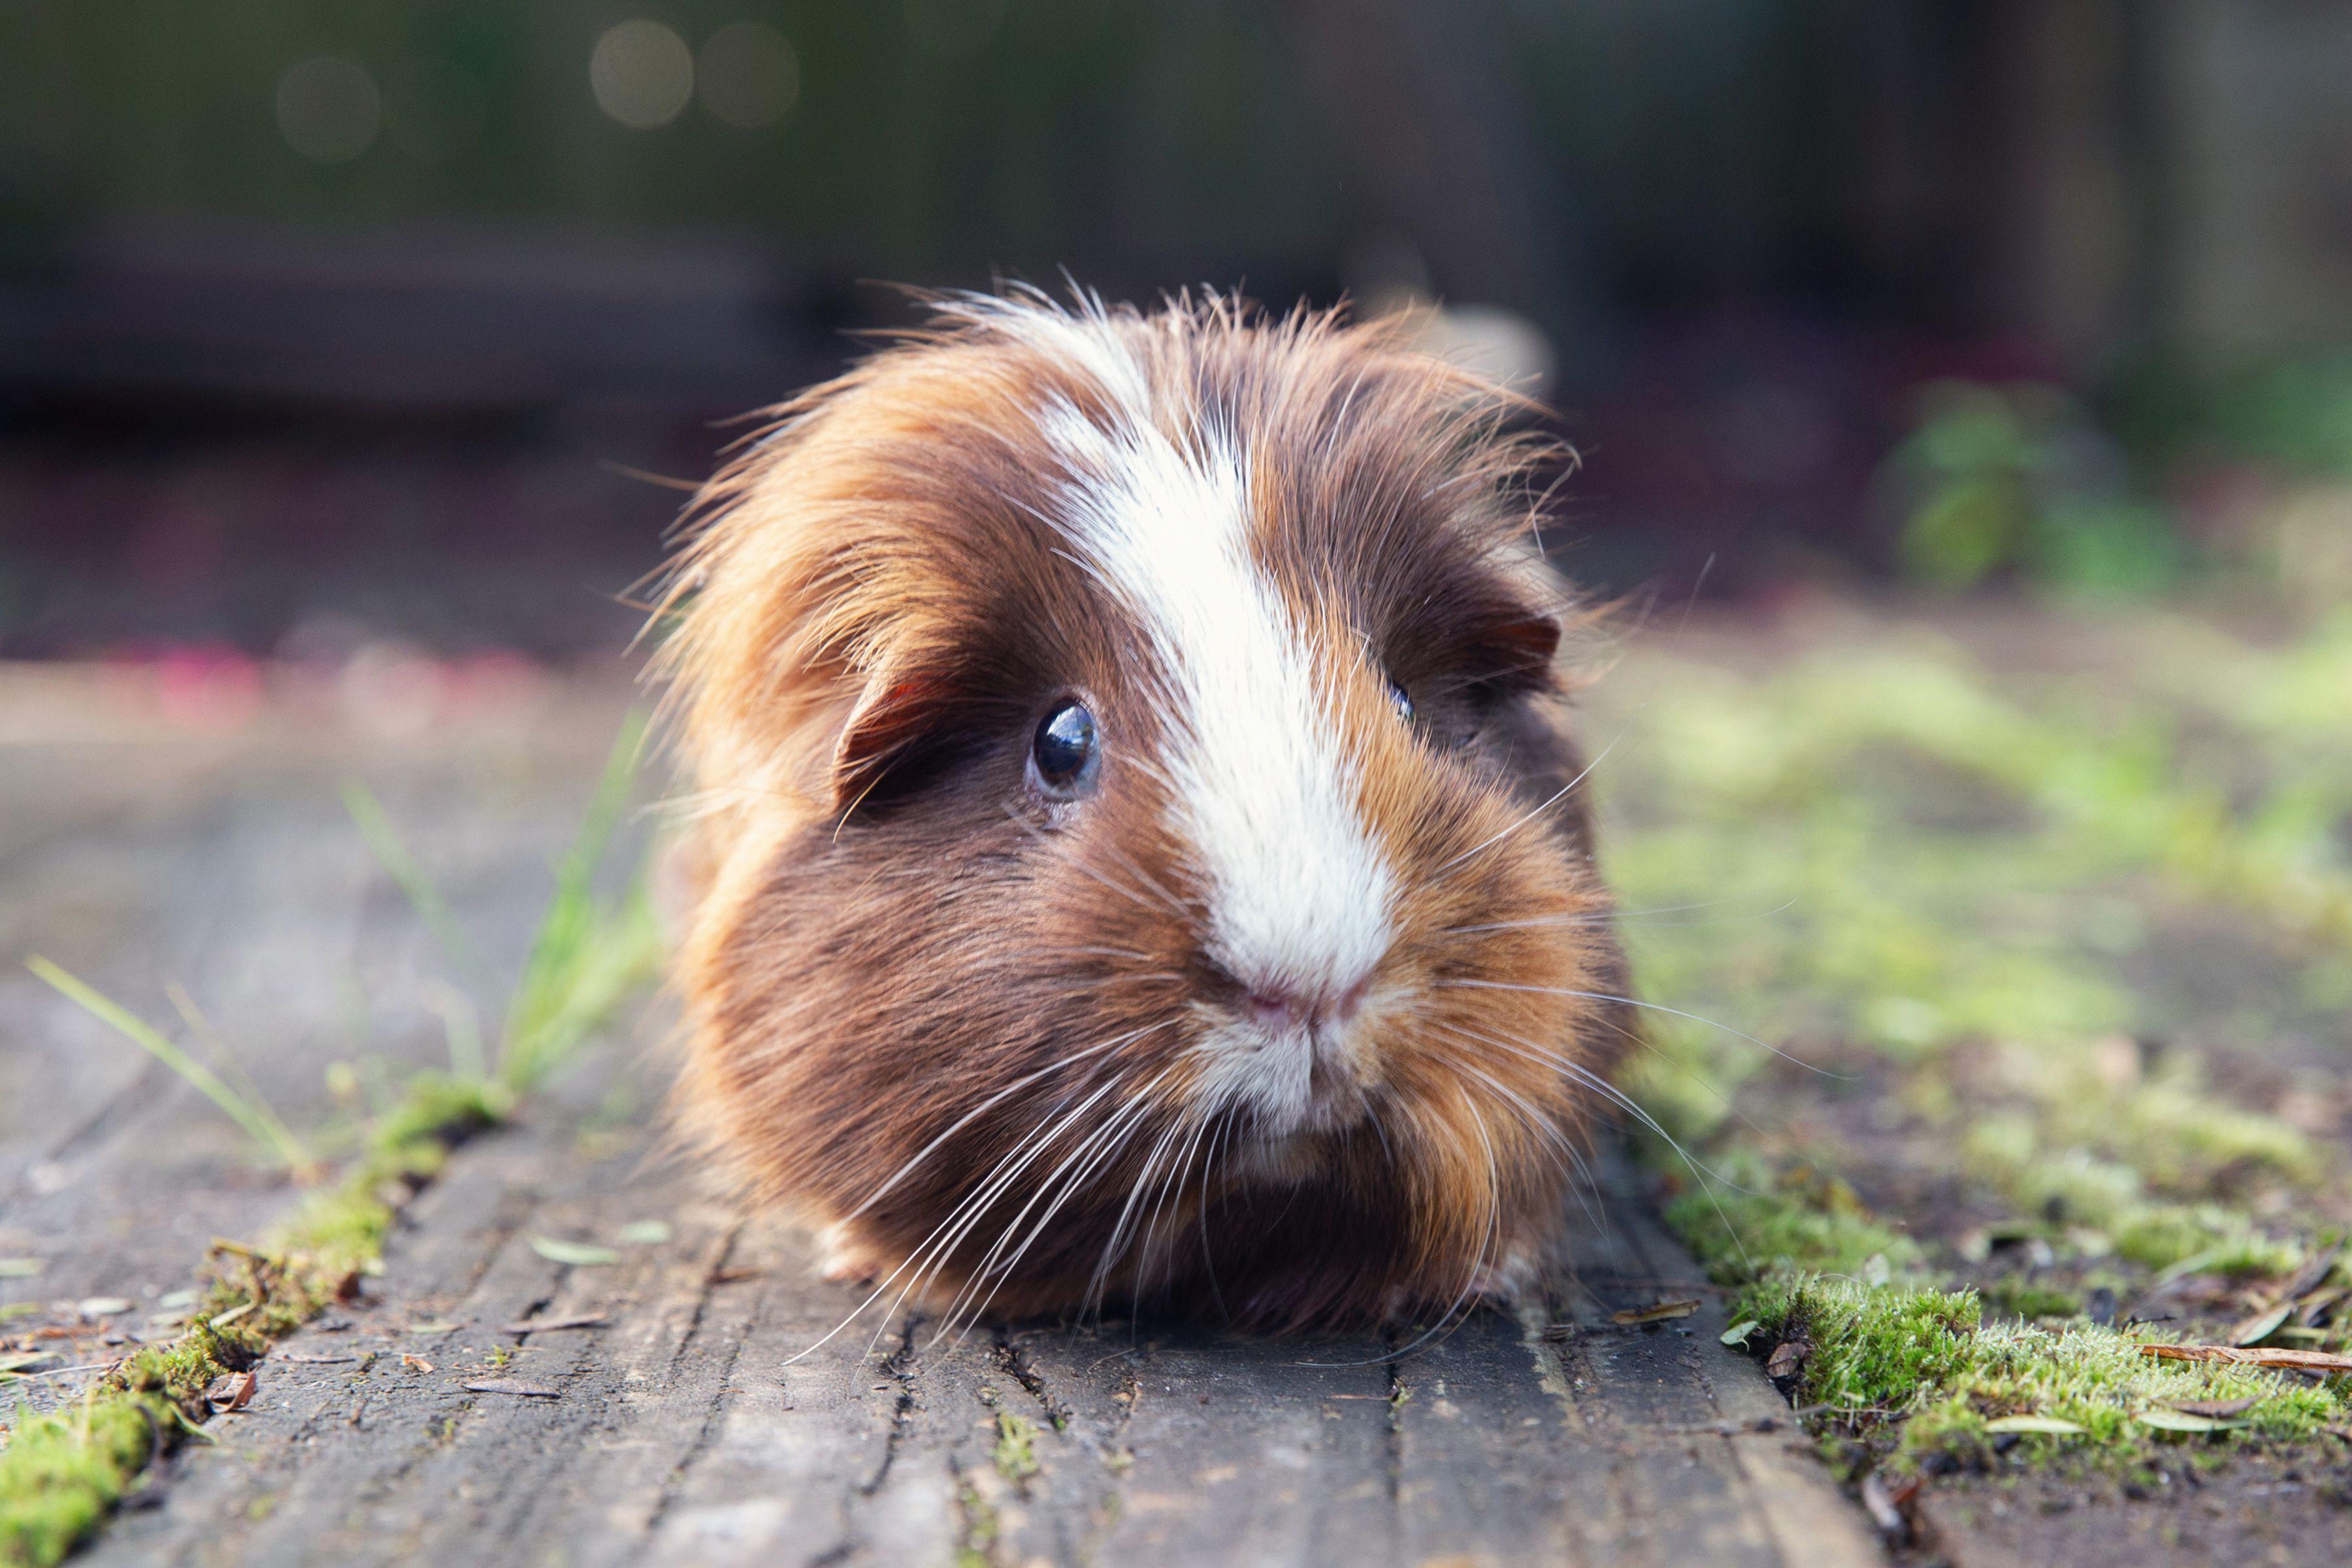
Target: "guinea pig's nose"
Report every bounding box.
[1242,973,1372,1036]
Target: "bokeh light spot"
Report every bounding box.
[591,20,695,130]
[904,0,1006,57]
[276,57,382,164]
[698,23,799,131]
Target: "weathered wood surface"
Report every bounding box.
[82,1106,1882,1568]
[0,664,633,1321]
[1,663,1895,1567]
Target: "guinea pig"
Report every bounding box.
[655,289,1630,1335]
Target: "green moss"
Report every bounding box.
[955,1480,1000,1568]
[2110,1210,2301,1278]
[1737,1275,2347,1477]
[3,716,664,1566]
[1744,1276,1981,1414]
[1978,1277,2083,1322]
[367,1073,509,1164]
[1891,1318,2344,1472]
[1662,1163,1919,1288]
[992,1411,1041,1486]
[0,1320,269,1567]
[1968,1039,2321,1198]
[1607,618,2352,1480]
[1952,1128,2301,1275]
[0,1396,163,1568]
[0,1074,504,1567]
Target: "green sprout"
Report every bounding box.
[24,958,316,1179]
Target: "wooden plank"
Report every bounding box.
[84,1060,665,1567]
[1393,1312,1588,1565]
[1378,1151,1887,1568]
[630,1220,912,1568]
[87,1090,1877,1568]
[66,1067,1887,1568]
[11,664,1897,1567]
[988,1326,1137,1567]
[1,677,627,1192]
[0,674,635,1414]
[1097,1331,1397,1566]
[1561,1161,1887,1568]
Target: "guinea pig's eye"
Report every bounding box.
[1386,678,1414,723]
[1030,698,1100,796]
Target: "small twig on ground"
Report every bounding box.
[2138,1344,2352,1373]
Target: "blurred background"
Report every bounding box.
[7,15,2352,1506]
[4,0,2351,661]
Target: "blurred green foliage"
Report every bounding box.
[1893,357,2352,600]
[2115,352,2352,482]
[1888,382,2181,595]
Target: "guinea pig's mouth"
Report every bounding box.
[1197,1004,1384,1152]
[1221,1063,1378,1184]
[1296,1047,1375,1135]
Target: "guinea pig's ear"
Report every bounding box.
[1471,610,1564,693]
[1492,612,1561,668]
[827,667,956,816]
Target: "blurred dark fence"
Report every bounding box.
[3,1,2350,655]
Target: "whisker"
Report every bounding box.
[999,803,1186,919]
[943,1077,1173,1339]
[1132,1090,1228,1306]
[804,1070,1136,1369]
[785,1115,1070,1369]
[1429,1019,1759,1280]
[1184,1100,1238,1324]
[949,1070,1173,1307]
[1442,895,1798,936]
[880,1098,1122,1358]
[1364,1096,1397,1169]
[1431,733,1620,879]
[1094,837,1193,921]
[1431,1048,1607,1233]
[1307,1098,1500,1367]
[1085,1108,1194,1313]
[841,1025,1164,1222]
[1432,979,1843,1079]
[1096,1089,1223,1320]
[1426,1020,1754,1196]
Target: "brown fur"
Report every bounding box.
[654,290,1631,1333]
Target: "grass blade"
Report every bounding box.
[27,958,315,1176]
[341,780,489,994]
[498,711,664,1093]
[419,980,487,1082]
[165,981,278,1131]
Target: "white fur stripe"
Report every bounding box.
[1033,365,1395,1024]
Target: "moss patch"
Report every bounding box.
[3,717,661,1565]
[1596,609,2352,1483]
[992,1411,1041,1487]
[1744,1275,1982,1416]
[0,1083,494,1567]
[955,1479,1001,1568]
[1738,1275,2348,1478]
[1664,1166,1918,1286]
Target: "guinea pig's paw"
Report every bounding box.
[811,1222,887,1289]
[1469,1245,1543,1309]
